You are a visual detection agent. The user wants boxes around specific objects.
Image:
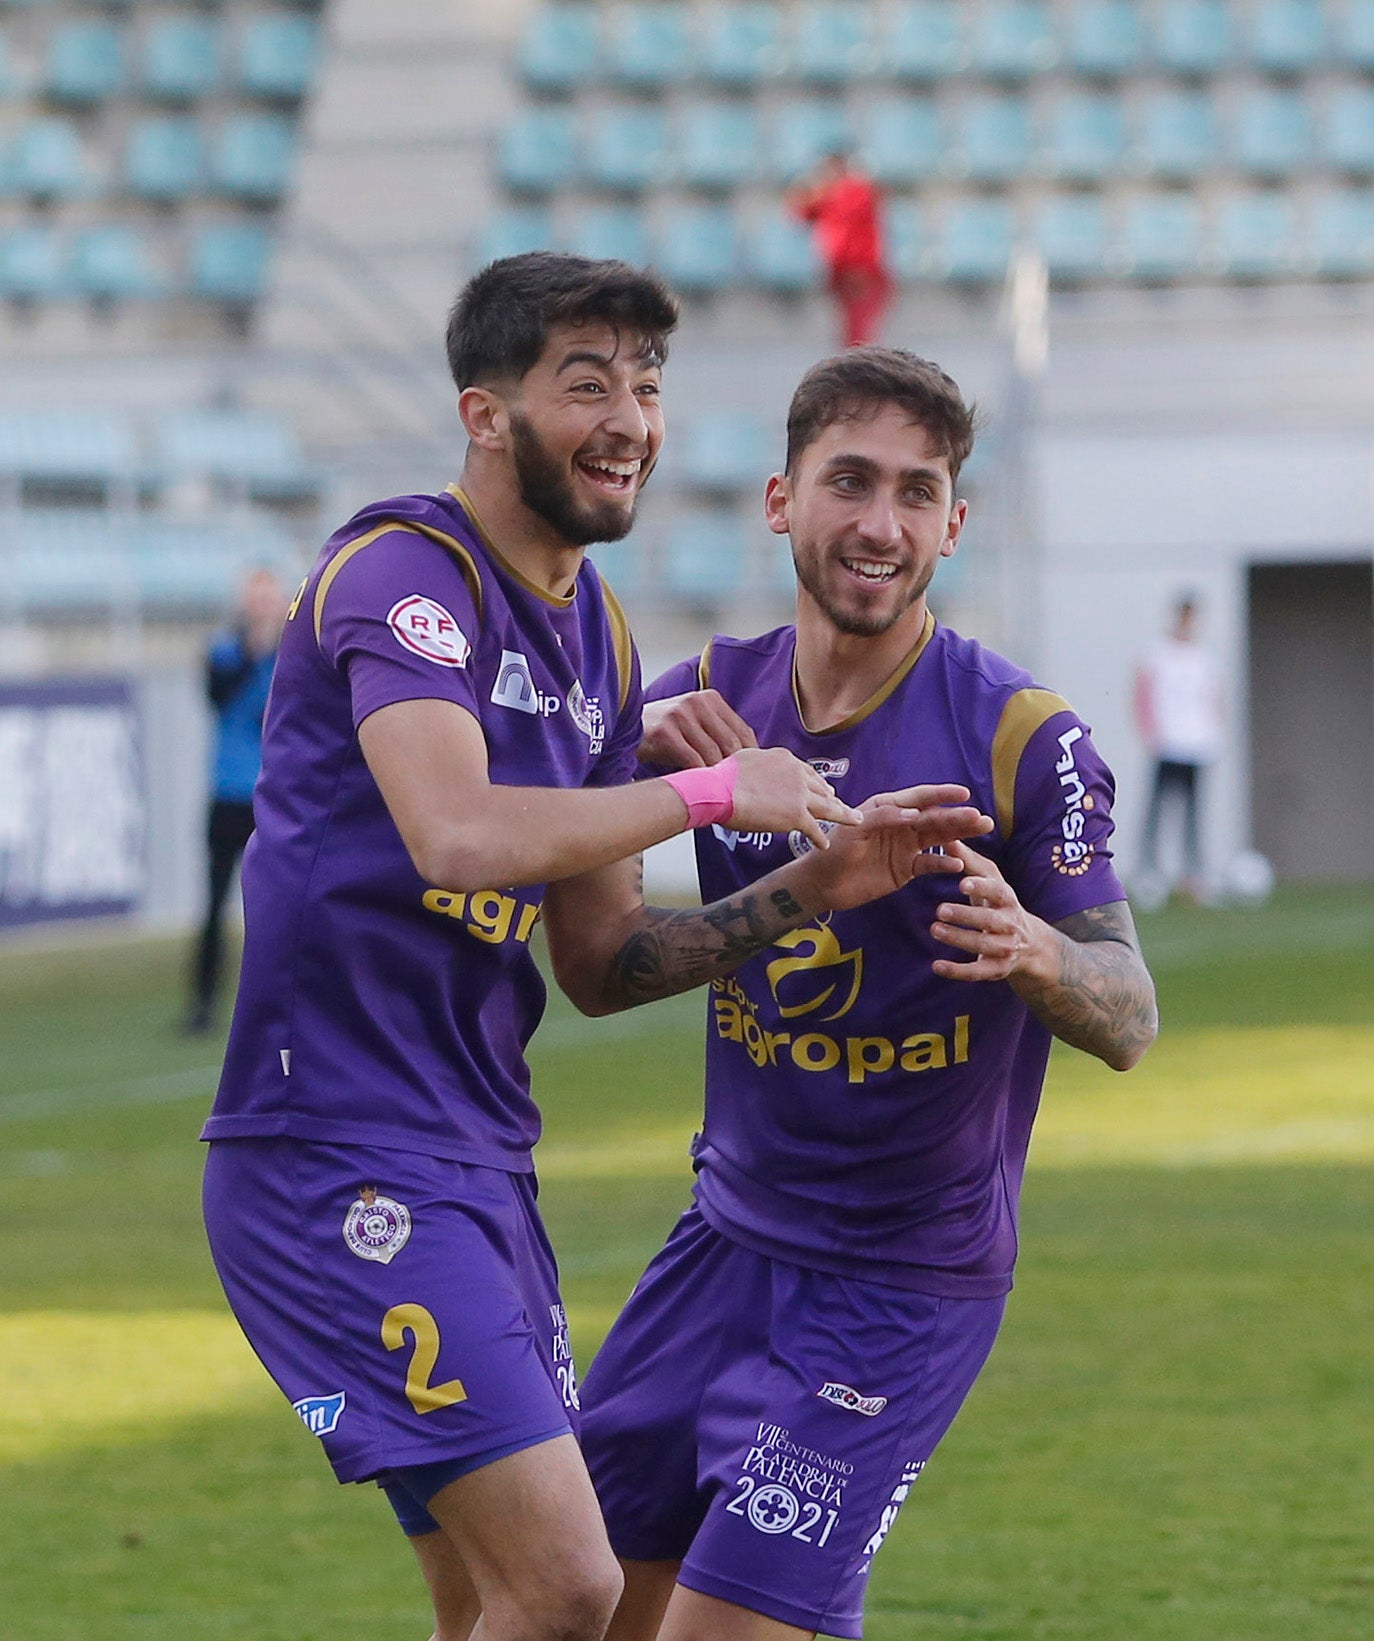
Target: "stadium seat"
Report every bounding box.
[10,118,93,201]
[769,99,852,183]
[881,0,965,79]
[518,4,599,94]
[0,25,22,98]
[153,409,309,495]
[140,16,221,103]
[886,197,929,281]
[1033,194,1108,281]
[237,14,319,102]
[1153,1,1233,75]
[1137,89,1219,179]
[791,2,875,84]
[1230,87,1312,177]
[134,517,297,607]
[584,106,667,192]
[698,3,785,86]
[499,107,578,193]
[0,410,137,481]
[1213,191,1298,278]
[1247,0,1325,74]
[1043,89,1128,181]
[474,206,554,266]
[606,4,694,89]
[1063,0,1146,77]
[11,513,129,614]
[969,2,1057,78]
[680,412,774,491]
[859,98,942,187]
[1310,188,1374,276]
[1119,192,1202,279]
[209,113,296,203]
[70,225,166,301]
[0,223,65,300]
[566,204,649,264]
[951,95,1032,183]
[662,511,751,604]
[677,101,761,190]
[188,221,272,304]
[123,116,203,202]
[743,208,820,290]
[935,197,1015,282]
[1322,85,1374,174]
[1334,0,1374,70]
[654,202,739,292]
[44,20,125,104]
[582,536,641,597]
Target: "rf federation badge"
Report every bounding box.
[343,1185,412,1264]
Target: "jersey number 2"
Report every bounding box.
[381,1303,468,1414]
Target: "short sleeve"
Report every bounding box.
[645,655,704,704]
[585,642,645,789]
[316,530,483,731]
[1000,708,1127,924]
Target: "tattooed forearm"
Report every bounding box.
[602,883,807,1010]
[1011,901,1159,1070]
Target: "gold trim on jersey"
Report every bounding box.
[990,687,1072,839]
[312,518,483,646]
[791,609,937,736]
[446,483,576,609]
[598,576,635,712]
[697,638,715,691]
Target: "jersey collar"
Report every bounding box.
[791,608,937,736]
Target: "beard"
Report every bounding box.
[509,411,641,548]
[791,534,936,638]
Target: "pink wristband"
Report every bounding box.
[662,756,740,828]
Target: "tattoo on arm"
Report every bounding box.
[1014,901,1159,1069]
[602,883,806,1010]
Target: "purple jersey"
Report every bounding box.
[203,485,642,1169]
[651,613,1125,1297]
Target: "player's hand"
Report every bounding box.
[794,785,994,910]
[639,690,758,770]
[930,842,1041,981]
[728,747,861,848]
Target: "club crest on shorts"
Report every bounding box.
[816,1380,888,1417]
[343,1184,412,1264]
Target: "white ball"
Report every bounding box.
[1223,850,1275,904]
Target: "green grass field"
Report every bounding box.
[2,886,1371,1640]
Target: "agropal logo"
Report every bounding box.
[764,925,863,1022]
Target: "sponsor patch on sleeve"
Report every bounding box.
[386,595,470,668]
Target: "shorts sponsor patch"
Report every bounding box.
[859,1459,925,1568]
[724,1420,854,1551]
[292,1390,346,1436]
[816,1380,888,1417]
[343,1185,412,1265]
[386,595,470,667]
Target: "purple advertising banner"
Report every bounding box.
[0,677,147,930]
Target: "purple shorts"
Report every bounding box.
[203,1138,577,1496]
[580,1208,1003,1640]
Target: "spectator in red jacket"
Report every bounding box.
[788,149,893,348]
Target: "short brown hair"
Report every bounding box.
[785,347,977,485]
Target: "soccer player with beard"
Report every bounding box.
[578,348,1160,1641]
[201,264,994,1641]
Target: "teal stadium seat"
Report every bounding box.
[881,1,965,79]
[582,537,640,597]
[1034,194,1108,281]
[154,409,309,496]
[567,204,649,263]
[0,410,137,481]
[1063,0,1146,76]
[1334,0,1374,70]
[10,118,93,201]
[1322,85,1374,174]
[1214,191,1298,278]
[743,208,820,291]
[698,4,784,86]
[885,198,929,281]
[662,512,750,605]
[123,116,204,201]
[860,98,942,187]
[677,102,760,189]
[1310,188,1374,276]
[970,1,1057,78]
[12,514,129,615]
[499,108,577,193]
[70,225,166,299]
[188,221,271,303]
[1137,88,1219,178]
[952,95,1031,183]
[1043,89,1128,181]
[1153,1,1233,75]
[681,412,774,491]
[1247,0,1325,75]
[791,2,875,85]
[0,26,19,97]
[134,518,297,607]
[210,113,296,203]
[655,203,738,292]
[584,106,667,191]
[606,4,693,89]
[44,20,125,104]
[518,5,599,94]
[0,224,65,299]
[475,207,554,265]
[141,17,221,102]
[770,99,851,183]
[1120,193,1201,279]
[935,197,1015,282]
[1230,87,1311,177]
[238,14,319,102]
